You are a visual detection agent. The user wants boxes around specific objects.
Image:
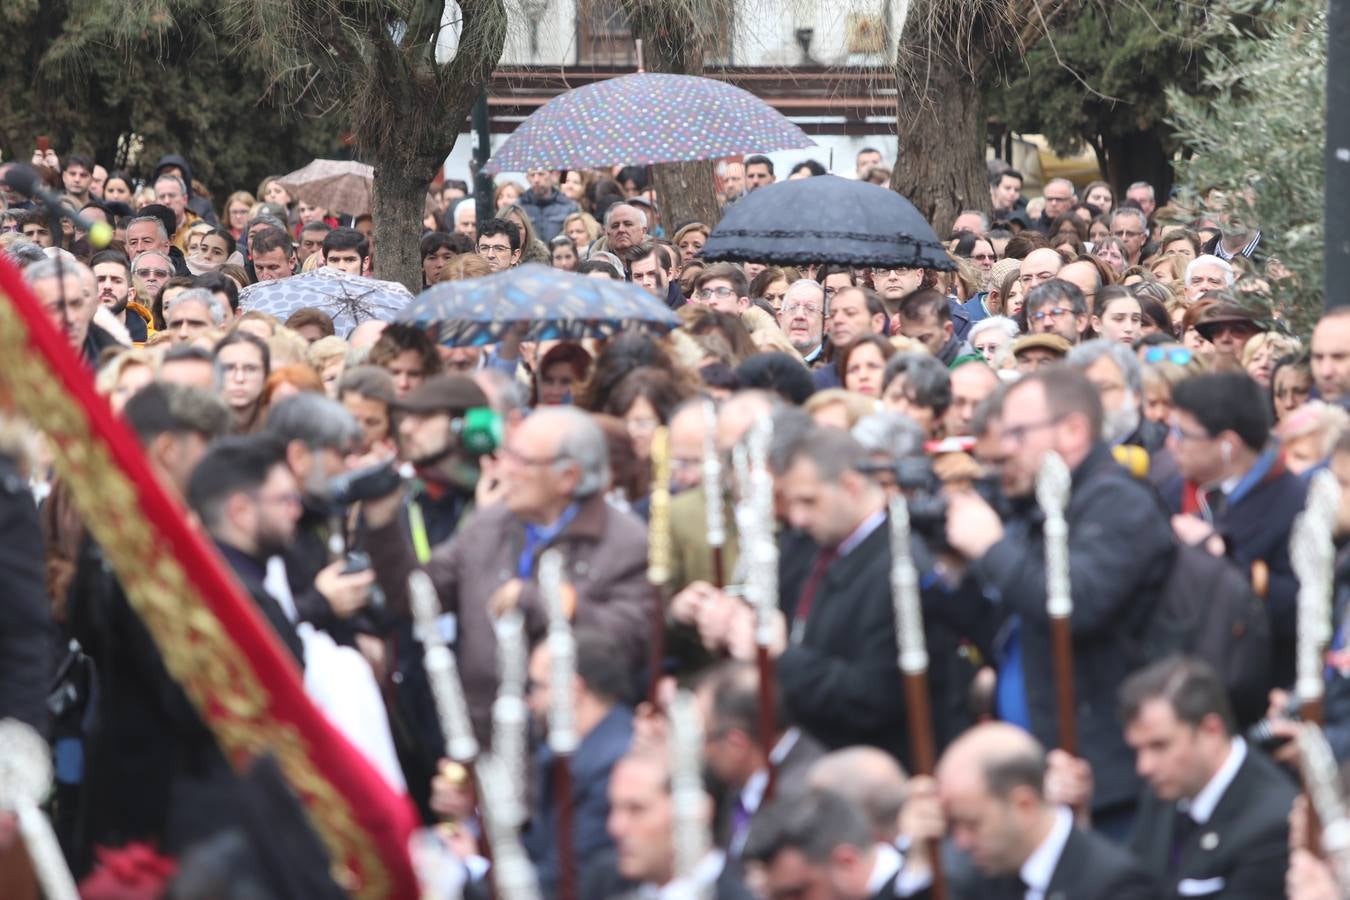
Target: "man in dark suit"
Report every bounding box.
[1121,656,1296,899]
[935,722,1158,900]
[697,660,825,856]
[1164,372,1307,686]
[764,426,969,766]
[943,367,1175,836]
[586,750,752,899]
[743,787,923,900]
[522,628,634,899]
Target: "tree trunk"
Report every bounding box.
[372,155,441,291]
[625,0,723,234]
[651,161,721,232]
[1101,127,1174,205]
[890,51,988,239]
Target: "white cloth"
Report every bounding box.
[265,557,407,793]
[865,842,902,895]
[1018,807,1073,900]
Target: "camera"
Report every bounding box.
[340,550,386,611]
[1246,694,1301,752]
[861,456,1007,554]
[327,459,403,508]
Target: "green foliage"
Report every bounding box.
[1167,0,1326,331]
[0,0,341,206]
[985,0,1205,190]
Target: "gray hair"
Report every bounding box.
[543,407,610,498]
[852,411,926,460]
[132,250,174,273]
[882,352,952,414]
[1127,181,1156,200]
[247,214,288,233]
[23,255,92,287]
[743,788,873,865]
[1110,207,1148,233]
[956,210,990,232]
[603,203,648,229]
[782,278,825,305]
[6,240,48,269]
[167,287,227,326]
[453,198,475,224]
[1185,254,1235,287]
[1046,177,1076,196]
[968,315,1020,345]
[125,215,169,241]
[1025,279,1087,317]
[1066,338,1143,396]
[154,173,187,195]
[264,393,361,451]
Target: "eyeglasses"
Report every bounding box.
[135,268,171,279]
[698,286,736,301]
[781,302,823,317]
[1143,347,1193,366]
[1030,306,1074,321]
[1112,229,1144,239]
[477,243,513,257]
[970,253,997,262]
[1044,195,1073,203]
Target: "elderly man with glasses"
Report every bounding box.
[1109,208,1150,266]
[1025,279,1090,346]
[362,405,653,747]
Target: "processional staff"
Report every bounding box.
[702,399,727,588]
[742,417,781,801]
[0,720,79,900]
[647,426,673,706]
[1036,451,1078,756]
[669,690,712,899]
[888,494,947,900]
[1297,723,1350,893]
[540,548,580,900]
[1292,469,1341,855]
[492,607,529,829]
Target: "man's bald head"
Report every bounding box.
[808,746,908,843]
[668,399,712,490]
[1019,248,1064,292]
[937,722,1047,802]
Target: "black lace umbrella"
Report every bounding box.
[699,175,955,270]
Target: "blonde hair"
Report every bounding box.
[95,347,157,396]
[1241,331,1302,369]
[1277,400,1349,455]
[225,191,257,214]
[803,388,878,428]
[308,334,349,371]
[562,211,602,243]
[268,325,311,368]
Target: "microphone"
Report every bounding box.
[2,164,113,249]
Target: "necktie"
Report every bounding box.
[791,547,838,642]
[1169,807,1197,873]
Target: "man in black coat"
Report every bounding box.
[1121,656,1296,899]
[935,723,1158,900]
[0,449,53,735]
[944,367,1175,835]
[766,426,972,767]
[743,787,927,900]
[1163,371,1307,687]
[186,436,307,666]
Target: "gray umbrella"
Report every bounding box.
[238,266,412,337]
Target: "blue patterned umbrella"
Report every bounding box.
[238,266,413,337]
[700,175,956,270]
[398,264,682,346]
[483,73,814,174]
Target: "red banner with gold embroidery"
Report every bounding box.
[0,255,418,897]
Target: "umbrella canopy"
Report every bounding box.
[278,159,374,217]
[238,266,412,337]
[699,175,956,270]
[398,263,682,346]
[483,73,814,174]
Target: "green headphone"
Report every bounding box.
[452,406,502,456]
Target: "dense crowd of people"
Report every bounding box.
[2,140,1350,900]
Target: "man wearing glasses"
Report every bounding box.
[1108,208,1150,266]
[476,217,522,272]
[1025,279,1090,346]
[1035,178,1077,234]
[691,263,751,315]
[944,367,1174,838]
[777,280,828,365]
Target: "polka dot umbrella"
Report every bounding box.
[397,264,682,346]
[482,73,814,174]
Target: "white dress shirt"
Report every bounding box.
[1018,807,1074,900]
